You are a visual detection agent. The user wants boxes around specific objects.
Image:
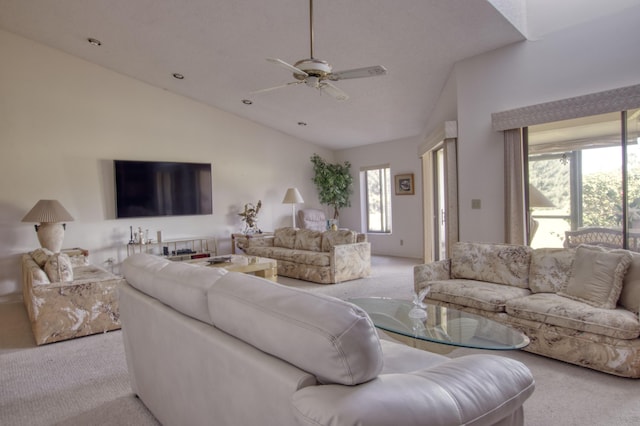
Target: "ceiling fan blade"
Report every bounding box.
[329,65,387,81]
[251,81,303,94]
[319,81,349,101]
[266,58,309,77]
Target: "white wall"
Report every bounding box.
[340,4,640,253]
[0,30,332,297]
[454,4,640,243]
[337,136,423,258]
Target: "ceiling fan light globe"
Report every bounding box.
[293,58,332,79]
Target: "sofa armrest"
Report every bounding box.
[414,259,451,293]
[331,242,371,282]
[291,354,534,426]
[245,235,275,248]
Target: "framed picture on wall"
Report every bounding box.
[394,173,414,195]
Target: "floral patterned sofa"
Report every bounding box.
[244,227,370,284]
[21,248,125,345]
[414,241,640,377]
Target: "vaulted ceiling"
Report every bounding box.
[0,0,636,149]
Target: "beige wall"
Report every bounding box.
[0,30,332,297]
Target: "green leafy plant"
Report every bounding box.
[310,153,353,219]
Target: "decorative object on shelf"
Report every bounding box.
[22,199,74,253]
[239,200,262,234]
[310,153,353,219]
[394,173,414,195]
[128,226,135,244]
[282,188,304,227]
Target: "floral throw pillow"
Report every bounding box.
[44,253,74,282]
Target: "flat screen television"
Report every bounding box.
[114,160,212,218]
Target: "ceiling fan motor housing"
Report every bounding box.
[293,58,332,80]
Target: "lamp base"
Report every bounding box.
[36,222,65,253]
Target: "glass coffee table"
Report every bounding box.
[349,297,529,353]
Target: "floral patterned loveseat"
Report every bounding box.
[244,227,370,284]
[414,241,640,377]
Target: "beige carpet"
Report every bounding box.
[2,255,640,425]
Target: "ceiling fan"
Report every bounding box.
[253,0,387,101]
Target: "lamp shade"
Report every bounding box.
[22,200,74,223]
[282,188,304,204]
[529,185,555,209]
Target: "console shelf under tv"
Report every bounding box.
[126,237,218,261]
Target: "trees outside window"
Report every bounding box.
[363,166,391,233]
[528,109,640,249]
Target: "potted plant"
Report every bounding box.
[310,153,353,220]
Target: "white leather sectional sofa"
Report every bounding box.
[120,253,535,426]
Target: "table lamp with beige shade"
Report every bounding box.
[282,188,304,228]
[22,200,74,253]
[529,184,555,242]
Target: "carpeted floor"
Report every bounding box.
[2,255,640,425]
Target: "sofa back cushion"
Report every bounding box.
[44,253,74,282]
[529,248,575,293]
[558,245,632,309]
[294,229,323,252]
[207,272,383,385]
[321,229,357,252]
[451,242,532,288]
[620,252,640,313]
[30,248,53,268]
[122,254,227,325]
[22,255,51,285]
[273,227,298,249]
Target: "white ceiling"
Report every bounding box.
[0,0,637,150]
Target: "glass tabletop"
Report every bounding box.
[349,297,529,350]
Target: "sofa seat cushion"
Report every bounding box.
[427,279,531,313]
[246,246,330,267]
[291,250,331,267]
[122,254,227,325]
[451,242,532,288]
[73,264,120,283]
[529,248,575,293]
[506,293,640,340]
[207,272,383,385]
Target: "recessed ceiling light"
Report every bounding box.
[242,99,253,105]
[87,38,102,46]
[172,73,184,80]
[298,122,307,126]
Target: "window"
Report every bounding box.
[363,166,392,233]
[527,109,640,250]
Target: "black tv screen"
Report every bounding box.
[114,160,212,218]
